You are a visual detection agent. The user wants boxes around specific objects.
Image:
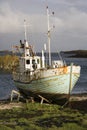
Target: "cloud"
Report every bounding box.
[0,3,23,33]
[1,1,87,37]
[54,7,87,37]
[0,2,47,34]
[0,0,87,51]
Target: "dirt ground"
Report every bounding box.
[0,94,87,112]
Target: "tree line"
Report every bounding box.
[0,55,19,72]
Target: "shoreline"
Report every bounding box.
[70,93,87,101]
[0,93,87,112]
[0,93,87,101]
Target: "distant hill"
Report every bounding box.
[0,50,87,58]
[0,50,12,56]
[62,50,87,58]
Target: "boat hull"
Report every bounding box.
[13,67,80,102]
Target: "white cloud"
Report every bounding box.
[0,1,87,51]
[55,7,87,37]
[0,3,25,33]
[0,2,47,34]
[1,2,87,37]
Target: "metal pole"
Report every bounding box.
[46,6,51,66]
[68,63,73,98]
[24,19,27,40]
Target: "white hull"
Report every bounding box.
[13,65,81,100]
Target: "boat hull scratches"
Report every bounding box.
[14,73,80,103]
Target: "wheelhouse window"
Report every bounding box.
[37,59,39,64]
[26,60,30,64]
[32,59,35,64]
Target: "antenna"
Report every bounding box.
[23,19,31,57]
[24,19,27,40]
[57,51,63,62]
[46,6,54,66]
[57,51,66,66]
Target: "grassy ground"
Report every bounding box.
[0,101,87,130]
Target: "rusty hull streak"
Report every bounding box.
[54,66,68,75]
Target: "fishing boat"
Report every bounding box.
[13,6,81,103]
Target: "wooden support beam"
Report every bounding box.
[38,95,50,104]
[30,97,35,103]
[11,90,20,102]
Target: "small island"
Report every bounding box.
[63,50,87,58]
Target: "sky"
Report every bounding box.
[0,0,87,52]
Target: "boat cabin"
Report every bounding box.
[19,56,41,73]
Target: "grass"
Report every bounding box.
[0,102,87,130]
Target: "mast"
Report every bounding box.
[46,6,51,66]
[23,19,29,57]
[24,19,27,40]
[46,6,54,66]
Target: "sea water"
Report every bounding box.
[0,56,87,100]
